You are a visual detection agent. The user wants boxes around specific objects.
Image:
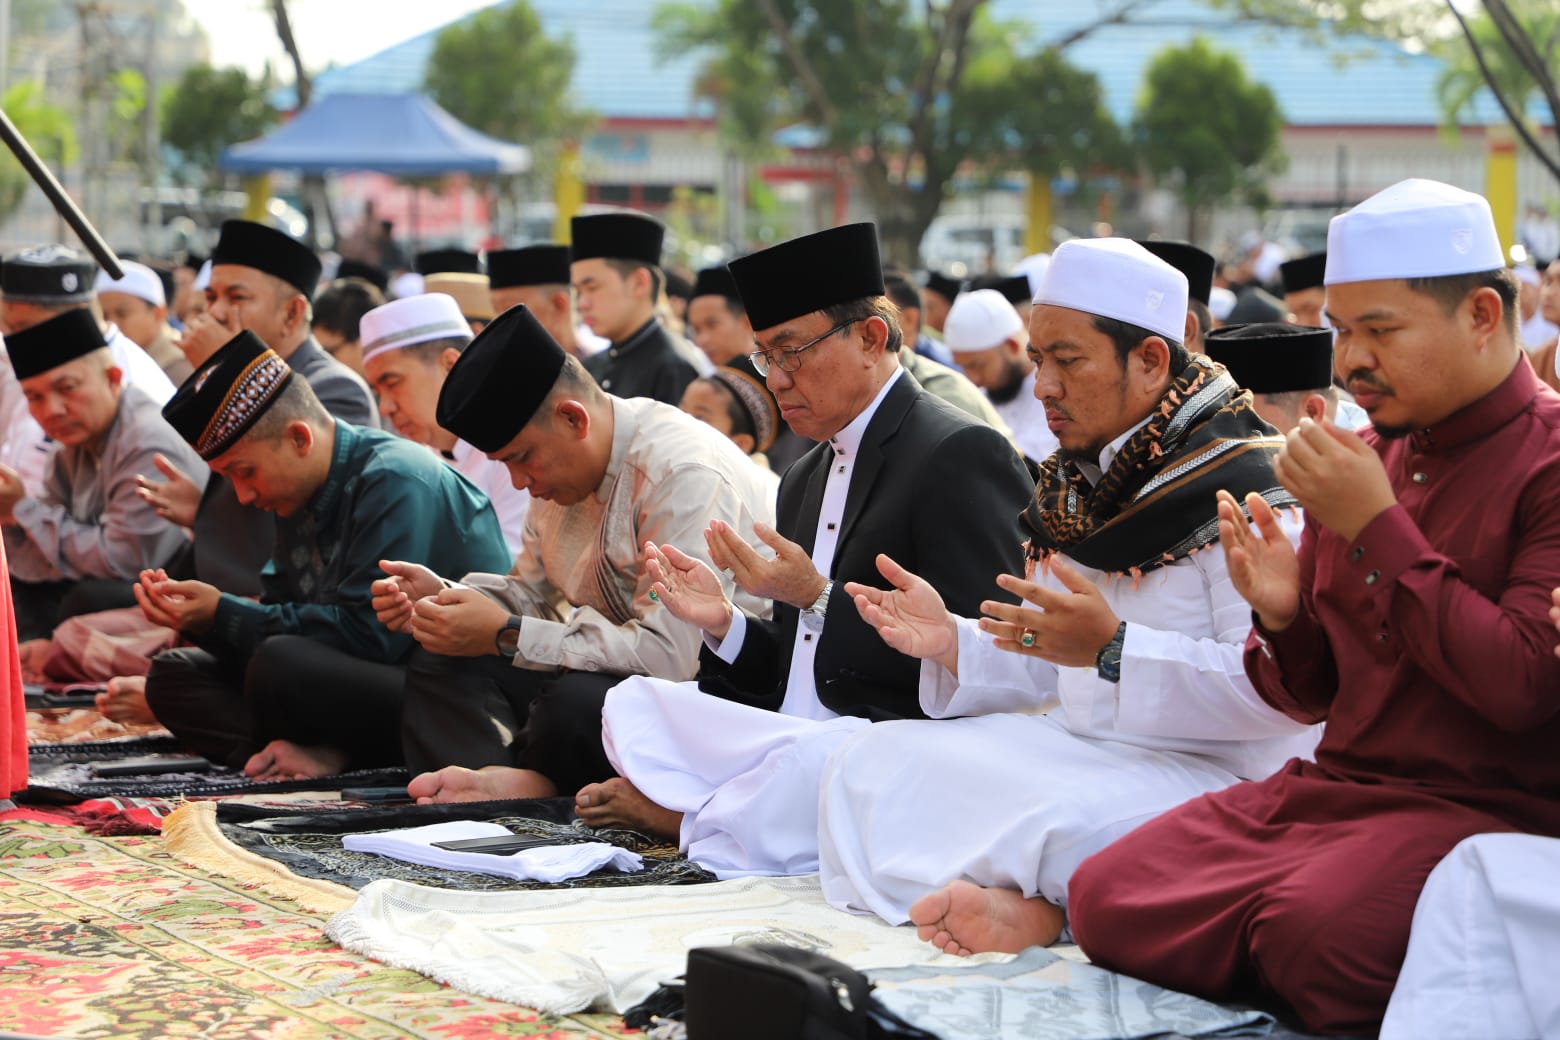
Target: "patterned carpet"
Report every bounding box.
[0,819,637,1039]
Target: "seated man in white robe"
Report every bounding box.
[815,238,1323,950]
[359,293,531,555]
[1377,584,1560,1040]
[571,223,1035,874]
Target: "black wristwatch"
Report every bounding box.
[494,615,524,660]
[1095,621,1127,683]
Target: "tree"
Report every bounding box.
[654,0,1121,265]
[423,1,581,165]
[160,64,278,186]
[1132,36,1286,243]
[1221,0,1560,187]
[0,81,78,226]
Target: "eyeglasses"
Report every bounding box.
[748,318,861,377]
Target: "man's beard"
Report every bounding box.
[986,362,1030,404]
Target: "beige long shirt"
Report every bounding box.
[463,396,775,679]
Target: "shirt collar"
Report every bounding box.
[1073,415,1152,487]
[829,367,904,459]
[1407,356,1534,454]
[595,396,637,504]
[305,419,353,517]
[607,317,660,356]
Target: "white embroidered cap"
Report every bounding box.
[944,288,1025,354]
[360,293,472,365]
[1325,178,1504,285]
[95,260,166,307]
[390,271,425,300]
[1033,237,1188,342]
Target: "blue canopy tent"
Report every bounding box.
[220,92,530,246]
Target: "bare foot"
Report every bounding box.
[95,675,159,726]
[574,777,682,839]
[406,765,558,805]
[908,880,1066,956]
[243,739,350,781]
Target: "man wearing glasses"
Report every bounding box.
[572,222,1035,874]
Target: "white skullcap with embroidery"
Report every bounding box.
[944,288,1024,354]
[1325,178,1503,285]
[96,260,166,307]
[1033,237,1188,343]
[360,292,472,365]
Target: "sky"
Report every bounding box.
[181,0,501,78]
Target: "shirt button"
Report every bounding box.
[1365,569,1381,585]
[826,522,836,530]
[1349,546,1364,562]
[803,633,813,642]
[1412,472,1427,484]
[837,466,846,474]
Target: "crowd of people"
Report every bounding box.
[2,177,1558,1038]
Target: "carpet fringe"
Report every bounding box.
[162,800,358,916]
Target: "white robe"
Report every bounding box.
[817,514,1322,925]
[989,371,1058,465]
[1381,833,1560,1040]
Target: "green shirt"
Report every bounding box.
[205,420,512,663]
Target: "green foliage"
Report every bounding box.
[423,1,582,154]
[653,0,1120,264]
[160,64,278,185]
[1434,0,1559,133]
[0,81,79,225]
[1132,36,1286,236]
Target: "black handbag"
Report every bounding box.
[678,943,941,1040]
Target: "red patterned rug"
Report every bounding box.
[0,818,637,1039]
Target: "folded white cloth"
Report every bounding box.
[342,821,643,882]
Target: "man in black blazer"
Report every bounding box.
[571,222,1034,876]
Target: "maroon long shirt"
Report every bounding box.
[1248,356,1560,835]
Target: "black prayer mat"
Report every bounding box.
[212,796,716,892]
[21,737,410,804]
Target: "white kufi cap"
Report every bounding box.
[944,288,1024,353]
[96,260,166,307]
[390,271,425,299]
[1033,238,1188,342]
[360,293,471,365]
[1325,178,1503,285]
[193,259,212,292]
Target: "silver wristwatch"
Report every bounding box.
[800,580,835,632]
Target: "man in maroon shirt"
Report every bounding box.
[947,179,1560,1034]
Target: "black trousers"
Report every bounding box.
[144,635,407,770]
[10,576,137,642]
[399,647,621,793]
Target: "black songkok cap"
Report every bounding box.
[1205,322,1334,394]
[729,223,884,331]
[211,220,324,302]
[414,249,484,276]
[487,245,572,289]
[335,257,390,293]
[162,330,294,460]
[1138,240,1215,305]
[570,212,665,266]
[922,270,964,302]
[5,308,107,380]
[967,272,1031,307]
[1279,252,1327,295]
[692,265,742,302]
[436,304,568,453]
[1,245,97,303]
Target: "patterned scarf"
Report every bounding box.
[1021,355,1296,577]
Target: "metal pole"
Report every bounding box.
[0,106,124,278]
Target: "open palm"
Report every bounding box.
[1217,490,1300,630]
[645,541,732,632]
[845,554,956,662]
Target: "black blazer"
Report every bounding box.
[700,371,1034,720]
